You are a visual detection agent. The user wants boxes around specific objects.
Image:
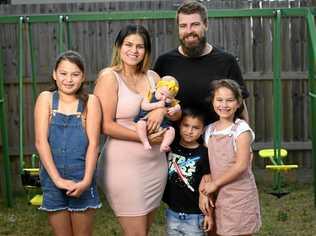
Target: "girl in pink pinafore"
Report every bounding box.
[201,79,261,236]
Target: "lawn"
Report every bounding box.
[0,184,315,235]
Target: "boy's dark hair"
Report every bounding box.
[181,107,206,126]
[176,0,208,25]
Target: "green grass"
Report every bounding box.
[0,184,315,235]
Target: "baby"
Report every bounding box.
[134,75,181,152]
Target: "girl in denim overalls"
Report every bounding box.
[200,79,261,236]
[34,50,101,236]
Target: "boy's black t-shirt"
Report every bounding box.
[163,142,210,214]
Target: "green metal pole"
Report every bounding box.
[0,49,14,207]
[65,16,72,50]
[18,16,24,175]
[272,10,282,193]
[272,10,282,164]
[58,15,64,53]
[26,18,37,106]
[306,9,316,207]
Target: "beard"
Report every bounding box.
[179,32,207,57]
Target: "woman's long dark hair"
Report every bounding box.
[51,50,89,110]
[111,24,151,73]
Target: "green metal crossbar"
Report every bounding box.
[0,7,315,207]
[0,7,315,24]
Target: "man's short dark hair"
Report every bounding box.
[176,0,208,25]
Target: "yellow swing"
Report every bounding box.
[259,148,298,198]
[21,154,42,206]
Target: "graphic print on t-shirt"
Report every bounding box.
[167,152,200,191]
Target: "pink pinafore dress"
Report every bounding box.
[207,120,261,235]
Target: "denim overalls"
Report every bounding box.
[39,91,101,212]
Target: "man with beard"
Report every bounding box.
[154,0,249,124]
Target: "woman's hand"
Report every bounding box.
[146,108,166,133]
[148,128,166,145]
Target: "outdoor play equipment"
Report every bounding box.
[0,7,316,208]
[17,16,42,206]
[258,10,298,198]
[21,155,42,206]
[0,45,13,207]
[259,148,298,197]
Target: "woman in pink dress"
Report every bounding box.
[94,24,169,235]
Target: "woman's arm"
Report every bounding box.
[68,95,101,197]
[201,131,252,195]
[93,68,139,141]
[141,97,165,111]
[34,91,75,190]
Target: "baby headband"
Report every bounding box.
[156,80,179,96]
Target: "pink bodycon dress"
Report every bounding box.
[100,70,168,216]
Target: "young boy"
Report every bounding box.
[163,108,213,235]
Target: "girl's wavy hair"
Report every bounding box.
[50,50,88,110]
[111,24,151,73]
[210,79,244,120]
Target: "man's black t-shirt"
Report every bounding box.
[154,47,249,124]
[163,142,210,214]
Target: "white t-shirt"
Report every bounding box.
[204,119,255,151]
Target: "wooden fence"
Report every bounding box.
[0,0,314,192]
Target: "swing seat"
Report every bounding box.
[259,149,298,171]
[21,168,40,187]
[266,165,298,171]
[258,148,288,158]
[21,155,43,205]
[23,168,39,174]
[29,194,43,206]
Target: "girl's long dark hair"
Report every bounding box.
[51,50,89,110]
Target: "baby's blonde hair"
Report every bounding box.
[156,75,179,97]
